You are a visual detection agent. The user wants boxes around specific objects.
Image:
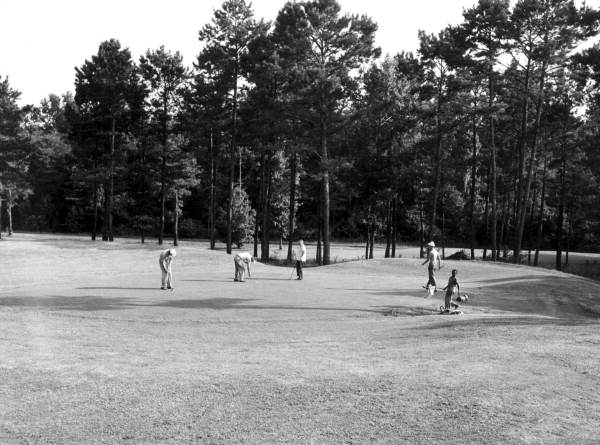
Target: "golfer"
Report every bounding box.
[442,269,461,312]
[159,248,176,290]
[294,239,307,280]
[234,251,254,282]
[422,241,441,291]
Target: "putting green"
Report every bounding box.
[1,234,599,444]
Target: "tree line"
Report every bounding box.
[1,0,600,270]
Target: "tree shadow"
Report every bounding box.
[475,275,562,285]
[367,288,434,299]
[377,305,441,317]
[149,297,384,314]
[77,286,159,290]
[419,316,596,330]
[0,295,134,311]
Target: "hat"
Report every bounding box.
[427,241,435,247]
[169,249,177,257]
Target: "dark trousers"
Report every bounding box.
[296,260,303,279]
[445,291,452,310]
[427,263,436,288]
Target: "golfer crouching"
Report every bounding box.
[159,248,176,290]
[234,251,255,282]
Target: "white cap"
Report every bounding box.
[427,241,435,247]
[169,249,177,257]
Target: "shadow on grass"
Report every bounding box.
[419,316,597,329]
[475,275,560,285]
[378,305,441,317]
[150,297,384,314]
[150,297,257,309]
[0,294,383,314]
[77,286,159,290]
[0,296,134,311]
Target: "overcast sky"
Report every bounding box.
[2,0,599,105]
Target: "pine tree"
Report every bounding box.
[196,0,265,255]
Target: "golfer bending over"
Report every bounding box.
[234,251,254,282]
[159,248,176,290]
[422,241,441,291]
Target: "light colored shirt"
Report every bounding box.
[296,243,307,262]
[236,252,253,263]
[159,250,174,270]
[428,248,441,267]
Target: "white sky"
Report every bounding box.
[1,0,599,105]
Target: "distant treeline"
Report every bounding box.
[1,0,600,271]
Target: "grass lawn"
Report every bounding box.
[1,233,599,444]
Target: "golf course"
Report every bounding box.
[1,233,599,444]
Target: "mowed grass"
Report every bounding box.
[1,234,599,444]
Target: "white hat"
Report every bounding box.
[427,241,435,247]
[169,248,177,256]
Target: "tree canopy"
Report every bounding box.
[2,0,600,273]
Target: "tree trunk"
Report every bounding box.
[441,209,445,259]
[534,152,548,266]
[102,181,109,241]
[391,198,397,258]
[253,219,259,258]
[91,182,98,241]
[498,192,508,260]
[469,115,478,260]
[0,194,2,239]
[317,212,322,265]
[419,199,425,258]
[385,201,391,258]
[429,97,444,241]
[365,208,370,260]
[527,172,538,264]
[209,128,216,250]
[174,193,179,247]
[365,226,369,260]
[489,72,497,261]
[7,190,13,236]
[555,153,566,271]
[513,58,531,258]
[320,118,331,265]
[107,114,116,242]
[565,207,572,268]
[227,64,239,255]
[238,146,242,188]
[287,150,297,262]
[482,162,491,260]
[159,154,166,246]
[260,150,271,263]
[369,222,375,260]
[514,60,546,262]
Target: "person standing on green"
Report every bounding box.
[295,240,307,280]
[422,241,441,292]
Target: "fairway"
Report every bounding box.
[1,234,600,444]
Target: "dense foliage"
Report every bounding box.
[1,0,600,270]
